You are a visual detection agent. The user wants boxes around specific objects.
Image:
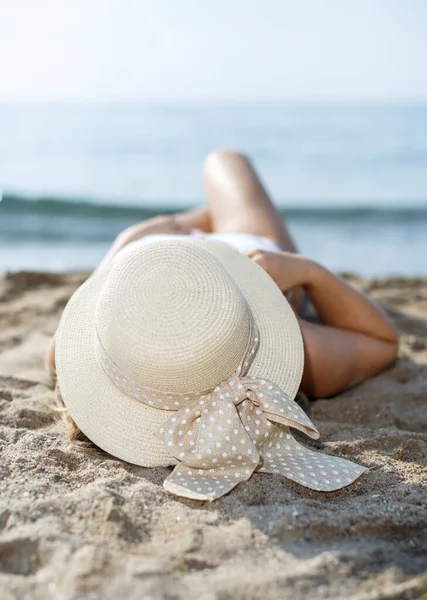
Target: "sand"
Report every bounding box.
[0,270,426,600]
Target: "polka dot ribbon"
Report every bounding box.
[96,326,367,501]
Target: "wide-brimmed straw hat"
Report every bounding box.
[55,238,366,501]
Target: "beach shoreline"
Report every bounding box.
[0,270,426,599]
[2,195,427,277]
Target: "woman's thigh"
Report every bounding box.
[203,149,306,312]
[203,149,297,252]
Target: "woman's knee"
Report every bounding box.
[203,149,251,176]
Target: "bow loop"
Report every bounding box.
[243,376,320,440]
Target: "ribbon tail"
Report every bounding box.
[259,424,367,492]
[164,464,250,501]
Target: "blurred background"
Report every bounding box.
[0,0,426,275]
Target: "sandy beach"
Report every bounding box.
[0,269,426,600]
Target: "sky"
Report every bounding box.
[0,0,426,102]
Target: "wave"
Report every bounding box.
[2,193,427,222]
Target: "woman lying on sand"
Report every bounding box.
[46,149,398,399]
[47,150,401,500]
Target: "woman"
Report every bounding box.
[46,149,399,399]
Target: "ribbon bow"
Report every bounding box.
[159,374,365,500]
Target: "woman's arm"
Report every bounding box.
[246,249,399,397]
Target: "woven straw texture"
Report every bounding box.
[55,238,304,467]
[96,242,252,392]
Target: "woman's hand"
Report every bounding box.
[246,248,319,292]
[94,215,199,275]
[247,247,398,398]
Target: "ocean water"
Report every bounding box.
[1,103,426,275]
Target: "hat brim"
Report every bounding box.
[55,238,304,467]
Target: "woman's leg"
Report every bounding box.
[203,149,305,311]
[204,150,297,251]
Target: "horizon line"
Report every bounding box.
[3,193,427,213]
[1,98,427,106]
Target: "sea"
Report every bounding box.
[1,103,426,276]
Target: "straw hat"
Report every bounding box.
[55,238,366,501]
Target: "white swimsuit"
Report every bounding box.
[117,231,281,256]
